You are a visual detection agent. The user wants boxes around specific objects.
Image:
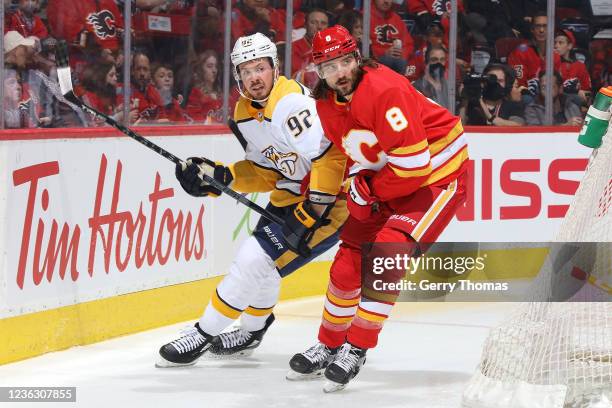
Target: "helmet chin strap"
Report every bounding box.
[237,66,280,104]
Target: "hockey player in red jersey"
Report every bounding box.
[286,25,469,392]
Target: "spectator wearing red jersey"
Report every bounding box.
[292,9,329,89]
[5,0,48,41]
[124,52,166,123]
[81,62,138,126]
[152,63,192,123]
[231,0,286,43]
[405,21,443,82]
[507,12,560,100]
[47,0,124,52]
[407,0,464,40]
[180,50,223,123]
[554,29,591,103]
[371,0,414,75]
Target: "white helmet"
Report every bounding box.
[231,33,278,79]
[231,33,279,102]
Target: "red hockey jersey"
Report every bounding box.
[556,57,591,92]
[47,0,124,50]
[370,7,414,60]
[5,10,48,39]
[316,64,468,202]
[508,42,561,95]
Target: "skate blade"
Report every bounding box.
[206,348,256,360]
[155,357,199,368]
[323,380,347,393]
[285,369,324,381]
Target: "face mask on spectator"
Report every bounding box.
[428,63,444,78]
[483,80,507,101]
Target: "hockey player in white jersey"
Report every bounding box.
[157,33,348,367]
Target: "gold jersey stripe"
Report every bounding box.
[429,121,464,156]
[389,139,429,156]
[356,308,388,323]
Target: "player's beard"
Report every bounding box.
[332,68,358,97]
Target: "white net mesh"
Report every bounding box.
[463,123,612,408]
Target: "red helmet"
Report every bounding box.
[312,25,357,65]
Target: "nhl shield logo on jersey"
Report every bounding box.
[262,146,298,176]
[86,10,117,39]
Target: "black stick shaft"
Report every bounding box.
[78,103,284,226]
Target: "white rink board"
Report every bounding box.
[0,129,592,319]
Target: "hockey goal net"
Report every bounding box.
[462,120,612,407]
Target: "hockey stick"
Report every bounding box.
[54,42,284,226]
[227,117,248,151]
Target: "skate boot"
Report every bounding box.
[208,314,275,358]
[323,342,367,392]
[286,342,339,381]
[156,322,213,367]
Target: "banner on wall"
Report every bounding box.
[0,129,592,318]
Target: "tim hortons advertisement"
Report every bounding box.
[0,129,592,317]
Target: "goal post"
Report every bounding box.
[462,87,612,408]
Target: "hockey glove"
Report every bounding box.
[282,200,331,258]
[347,170,378,221]
[175,157,233,197]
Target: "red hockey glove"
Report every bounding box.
[347,171,378,221]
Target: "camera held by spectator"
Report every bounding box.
[460,63,526,126]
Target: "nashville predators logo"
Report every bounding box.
[86,10,117,39]
[262,146,298,176]
[374,24,399,45]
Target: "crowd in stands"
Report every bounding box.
[3,0,611,129]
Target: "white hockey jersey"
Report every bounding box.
[229,76,346,207]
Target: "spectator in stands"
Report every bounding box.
[507,11,559,100]
[3,68,49,128]
[460,63,526,126]
[406,21,444,82]
[81,62,138,125]
[337,9,362,43]
[128,51,166,123]
[180,50,223,123]
[47,0,124,53]
[292,9,328,89]
[4,30,32,70]
[371,0,414,74]
[152,63,191,123]
[554,29,591,103]
[5,0,48,41]
[134,0,194,13]
[524,70,584,126]
[413,45,450,108]
[231,0,286,43]
[407,0,464,41]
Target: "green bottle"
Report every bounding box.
[578,87,612,148]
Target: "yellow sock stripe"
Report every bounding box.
[323,309,354,325]
[356,308,388,323]
[361,286,400,304]
[244,306,274,316]
[211,290,242,320]
[326,291,360,307]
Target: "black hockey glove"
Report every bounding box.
[175,157,233,197]
[282,200,331,258]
